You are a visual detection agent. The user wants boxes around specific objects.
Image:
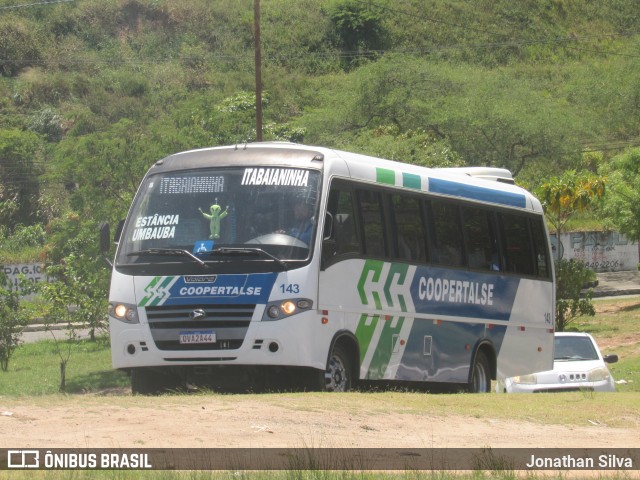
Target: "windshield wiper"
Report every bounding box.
[209,247,287,269]
[127,248,208,268]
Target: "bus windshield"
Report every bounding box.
[116,167,320,270]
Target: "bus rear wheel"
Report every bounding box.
[323,344,353,392]
[469,351,491,393]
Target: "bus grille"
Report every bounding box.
[144,304,255,351]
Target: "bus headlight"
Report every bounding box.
[108,302,139,324]
[281,301,297,315]
[263,299,313,321]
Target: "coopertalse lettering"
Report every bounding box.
[179,286,262,296]
[418,276,494,305]
[241,168,309,187]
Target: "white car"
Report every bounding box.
[504,332,618,393]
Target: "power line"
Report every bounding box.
[2,32,640,68]
[0,0,73,11]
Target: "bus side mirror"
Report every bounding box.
[99,222,113,268]
[99,222,111,254]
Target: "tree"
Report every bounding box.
[537,170,605,260]
[35,214,110,391]
[341,125,464,167]
[0,273,31,372]
[36,254,106,392]
[52,120,162,223]
[0,15,41,77]
[600,148,640,245]
[43,214,109,341]
[0,130,43,229]
[555,259,596,332]
[325,0,387,69]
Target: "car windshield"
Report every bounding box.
[116,167,320,270]
[553,336,599,361]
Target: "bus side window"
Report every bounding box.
[501,213,535,275]
[462,206,500,271]
[357,189,387,257]
[323,185,360,264]
[428,200,464,267]
[530,218,551,278]
[390,194,427,263]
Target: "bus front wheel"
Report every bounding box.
[469,351,491,393]
[323,344,353,392]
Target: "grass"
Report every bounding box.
[0,335,129,396]
[0,298,636,427]
[572,296,640,393]
[1,297,638,397]
[0,246,43,265]
[0,298,637,479]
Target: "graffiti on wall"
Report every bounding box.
[1,263,51,299]
[549,231,639,272]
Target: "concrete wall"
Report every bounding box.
[1,263,51,299]
[549,231,640,272]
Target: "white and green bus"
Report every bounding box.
[104,143,555,394]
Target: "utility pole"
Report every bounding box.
[254,0,263,141]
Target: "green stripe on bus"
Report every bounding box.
[384,263,410,312]
[367,316,405,380]
[149,276,175,306]
[139,276,162,306]
[357,259,384,308]
[376,168,395,185]
[402,172,421,189]
[355,314,378,365]
[140,275,175,306]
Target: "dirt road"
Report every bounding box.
[1,392,638,450]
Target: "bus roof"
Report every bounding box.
[155,142,543,213]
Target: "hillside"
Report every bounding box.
[1,0,640,246]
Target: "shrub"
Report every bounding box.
[0,273,32,372]
[555,258,596,332]
[0,16,41,77]
[0,224,46,251]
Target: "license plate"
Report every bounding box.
[179,330,216,344]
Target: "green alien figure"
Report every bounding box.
[199,202,229,239]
